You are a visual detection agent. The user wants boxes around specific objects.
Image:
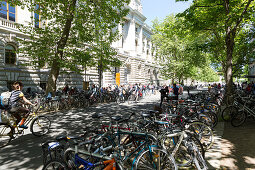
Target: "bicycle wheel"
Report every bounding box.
[128,95,135,104]
[134,147,177,170]
[190,141,208,170]
[208,111,218,128]
[221,106,238,122]
[0,123,14,148]
[231,109,247,127]
[30,116,51,136]
[188,121,214,150]
[162,135,192,167]
[64,150,76,169]
[42,159,68,170]
[202,111,218,128]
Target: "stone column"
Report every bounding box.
[138,26,143,54]
[126,19,136,52]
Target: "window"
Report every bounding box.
[34,4,41,28]
[115,67,120,74]
[135,27,138,32]
[0,1,16,22]
[7,81,14,91]
[135,39,138,51]
[5,44,16,65]
[40,82,47,91]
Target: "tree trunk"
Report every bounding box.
[46,59,60,96]
[45,0,77,95]
[98,61,103,88]
[225,27,235,104]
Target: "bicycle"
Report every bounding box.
[77,112,177,169]
[230,98,255,127]
[0,105,51,148]
[161,128,208,169]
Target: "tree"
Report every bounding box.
[177,0,255,98]
[16,0,130,94]
[151,15,212,83]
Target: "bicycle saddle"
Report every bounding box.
[140,111,153,118]
[111,115,122,122]
[92,113,104,119]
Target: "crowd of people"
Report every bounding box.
[237,81,255,95]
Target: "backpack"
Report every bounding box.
[0,91,12,109]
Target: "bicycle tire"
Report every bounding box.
[128,95,134,104]
[209,111,218,128]
[30,116,51,136]
[188,121,214,150]
[162,135,192,167]
[231,109,247,127]
[134,147,177,170]
[64,149,76,169]
[42,159,68,170]
[0,123,14,148]
[191,141,208,170]
[203,111,218,128]
[221,106,238,122]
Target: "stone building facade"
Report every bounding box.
[247,58,255,82]
[0,0,164,91]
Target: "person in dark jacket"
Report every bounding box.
[172,83,179,100]
[160,86,169,107]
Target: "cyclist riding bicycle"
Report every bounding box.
[9,81,35,129]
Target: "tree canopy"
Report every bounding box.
[14,0,130,93]
[177,0,255,95]
[151,15,219,83]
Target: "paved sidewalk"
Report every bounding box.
[205,121,224,169]
[2,91,254,170]
[0,94,161,170]
[220,119,255,170]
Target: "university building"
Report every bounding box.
[247,58,255,82]
[0,0,164,91]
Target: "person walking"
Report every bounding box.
[187,85,190,96]
[172,83,179,100]
[160,86,169,107]
[178,83,183,99]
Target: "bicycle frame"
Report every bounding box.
[242,102,255,117]
[165,130,185,157]
[65,145,120,170]
[10,111,39,134]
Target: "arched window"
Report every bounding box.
[5,44,16,65]
[135,39,138,51]
[0,1,16,22]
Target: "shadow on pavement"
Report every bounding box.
[220,119,255,169]
[0,96,159,170]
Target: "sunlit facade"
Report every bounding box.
[0,0,164,91]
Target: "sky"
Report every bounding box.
[141,0,192,26]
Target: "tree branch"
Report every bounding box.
[232,0,254,32]
[194,4,223,8]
